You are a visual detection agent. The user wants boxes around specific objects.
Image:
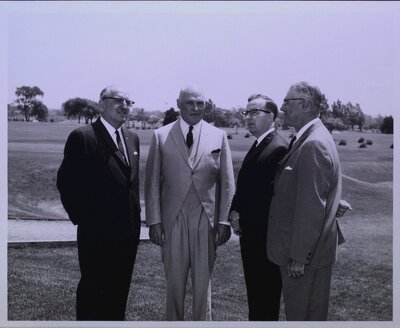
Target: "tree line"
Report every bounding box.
[9,85,394,134]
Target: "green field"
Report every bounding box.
[7,120,393,320]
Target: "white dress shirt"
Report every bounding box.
[100,116,129,165]
[179,118,202,165]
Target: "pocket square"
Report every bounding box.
[284,166,293,171]
[133,151,138,155]
[211,148,221,154]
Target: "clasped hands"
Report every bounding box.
[149,222,231,247]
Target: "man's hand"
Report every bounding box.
[229,210,241,237]
[336,199,353,218]
[216,223,231,246]
[287,258,305,278]
[149,223,164,247]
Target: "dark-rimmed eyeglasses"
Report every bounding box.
[185,100,205,108]
[241,109,271,118]
[102,97,135,107]
[282,98,306,105]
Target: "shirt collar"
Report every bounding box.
[295,117,320,143]
[256,127,275,146]
[179,118,202,134]
[100,116,122,137]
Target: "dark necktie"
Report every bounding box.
[288,136,297,152]
[186,125,194,148]
[243,140,258,162]
[115,130,128,165]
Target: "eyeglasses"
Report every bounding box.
[102,97,135,107]
[282,98,306,106]
[185,100,205,108]
[241,109,271,118]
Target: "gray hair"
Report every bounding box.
[290,81,323,115]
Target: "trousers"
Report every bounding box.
[163,184,216,320]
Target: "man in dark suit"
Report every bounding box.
[267,82,344,320]
[57,86,141,321]
[229,94,288,321]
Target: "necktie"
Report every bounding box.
[243,140,258,162]
[115,130,128,165]
[186,125,194,148]
[288,136,297,152]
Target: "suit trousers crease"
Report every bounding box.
[240,232,282,321]
[163,184,216,321]
[280,265,332,321]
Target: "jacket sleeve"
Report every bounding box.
[56,130,89,225]
[289,141,332,264]
[218,131,236,224]
[144,131,162,226]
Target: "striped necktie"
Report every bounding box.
[288,136,297,152]
[115,130,128,165]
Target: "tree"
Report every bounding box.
[346,102,365,131]
[30,100,48,121]
[131,108,149,128]
[14,86,45,121]
[322,116,347,133]
[380,116,393,134]
[62,98,100,124]
[163,107,179,125]
[148,114,160,128]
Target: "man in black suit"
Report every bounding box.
[229,94,288,321]
[57,86,141,320]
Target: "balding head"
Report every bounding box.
[177,86,206,126]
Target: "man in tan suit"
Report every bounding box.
[267,82,345,320]
[145,86,235,320]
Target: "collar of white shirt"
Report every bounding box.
[294,117,320,145]
[100,116,123,145]
[179,118,202,136]
[256,127,275,146]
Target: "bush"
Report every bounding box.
[338,140,347,146]
[227,134,233,140]
[366,140,373,145]
[358,137,365,143]
[244,133,250,138]
[359,143,367,148]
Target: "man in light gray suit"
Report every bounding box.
[145,86,235,320]
[267,81,345,320]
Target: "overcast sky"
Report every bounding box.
[4,1,400,116]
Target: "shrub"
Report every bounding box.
[338,140,347,146]
[358,137,365,143]
[366,139,373,145]
[359,143,367,148]
[244,133,251,138]
[227,134,233,140]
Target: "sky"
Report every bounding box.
[4,1,400,116]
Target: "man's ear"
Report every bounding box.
[176,99,182,110]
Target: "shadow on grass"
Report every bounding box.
[8,235,392,321]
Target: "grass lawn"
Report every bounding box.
[7,120,393,321]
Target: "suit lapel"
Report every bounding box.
[122,127,138,181]
[279,121,322,169]
[170,120,192,168]
[192,121,208,169]
[93,119,129,179]
[243,131,275,166]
